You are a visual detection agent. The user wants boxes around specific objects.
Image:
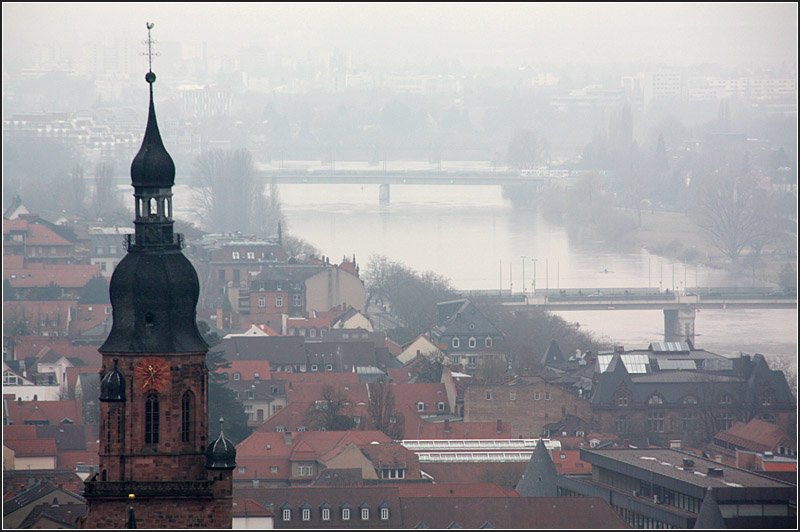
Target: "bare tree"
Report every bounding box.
[693,168,762,262]
[368,380,404,440]
[363,255,456,336]
[194,148,282,236]
[304,384,356,431]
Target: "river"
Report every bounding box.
[170,182,797,370]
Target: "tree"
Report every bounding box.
[693,168,762,262]
[363,255,456,337]
[91,162,127,224]
[79,275,110,305]
[199,320,252,444]
[194,148,282,236]
[507,129,548,170]
[304,385,356,431]
[367,380,404,440]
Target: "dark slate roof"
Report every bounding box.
[35,424,87,451]
[399,497,629,529]
[101,248,208,354]
[541,339,565,365]
[221,336,305,364]
[252,265,326,283]
[3,480,85,516]
[18,502,86,529]
[694,489,726,529]
[515,438,558,497]
[433,299,503,337]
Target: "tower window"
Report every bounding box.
[181,391,194,443]
[145,394,160,444]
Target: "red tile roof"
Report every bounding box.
[3,424,38,441]
[552,449,591,475]
[4,255,24,269]
[4,263,100,288]
[5,438,57,457]
[10,337,101,367]
[411,420,516,440]
[715,419,795,453]
[385,338,403,357]
[57,450,99,470]
[391,382,450,414]
[4,398,82,425]
[235,430,392,481]
[218,360,272,381]
[761,461,797,472]
[232,498,274,518]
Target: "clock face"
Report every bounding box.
[135,357,170,393]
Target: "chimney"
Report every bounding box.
[614,345,624,354]
[496,419,503,433]
[444,419,451,433]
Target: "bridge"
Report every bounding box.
[255,167,571,202]
[458,286,797,343]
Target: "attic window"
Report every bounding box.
[233,373,241,381]
[452,338,460,349]
[468,337,477,349]
[485,337,493,348]
[437,402,445,412]
[417,402,425,412]
[145,312,155,327]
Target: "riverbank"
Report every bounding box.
[633,209,796,287]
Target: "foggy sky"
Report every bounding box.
[3,2,797,70]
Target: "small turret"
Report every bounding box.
[99,358,126,402]
[205,418,236,470]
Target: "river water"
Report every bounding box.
[170,182,797,369]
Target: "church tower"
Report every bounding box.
[82,23,235,529]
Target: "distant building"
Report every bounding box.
[559,448,796,528]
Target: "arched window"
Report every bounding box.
[452,337,460,348]
[182,391,194,443]
[468,337,477,349]
[145,394,160,444]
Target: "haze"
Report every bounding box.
[3,3,797,69]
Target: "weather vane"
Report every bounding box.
[141,22,160,76]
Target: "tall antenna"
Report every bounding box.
[141,22,160,75]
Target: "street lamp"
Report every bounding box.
[520,256,526,295]
[531,258,538,294]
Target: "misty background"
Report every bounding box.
[2,3,797,362]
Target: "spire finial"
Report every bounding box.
[219,417,225,435]
[142,22,159,84]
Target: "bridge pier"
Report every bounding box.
[663,307,696,344]
[379,183,390,205]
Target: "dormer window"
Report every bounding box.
[437,401,445,412]
[233,372,241,381]
[468,337,477,349]
[232,251,240,260]
[247,252,255,260]
[342,507,351,521]
[322,508,330,521]
[648,394,664,405]
[282,508,291,521]
[485,337,493,348]
[302,508,311,521]
[417,402,425,412]
[361,507,370,520]
[452,337,460,348]
[719,394,733,405]
[380,507,390,521]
